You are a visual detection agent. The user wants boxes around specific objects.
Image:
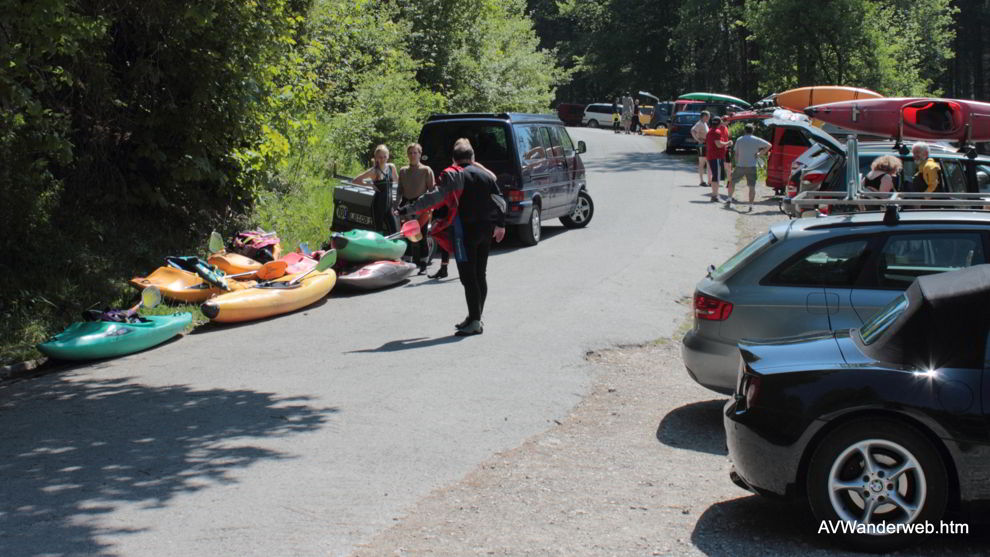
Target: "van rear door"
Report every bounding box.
[419,121,515,180]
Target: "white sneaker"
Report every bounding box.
[455,320,483,336]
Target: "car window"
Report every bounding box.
[773,239,870,287]
[546,126,565,158]
[876,233,985,288]
[778,129,811,147]
[712,231,777,281]
[539,127,556,158]
[421,123,510,165]
[941,159,967,192]
[859,294,909,345]
[516,125,546,172]
[977,165,990,193]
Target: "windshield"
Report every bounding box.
[420,122,512,170]
[859,294,909,345]
[711,231,776,281]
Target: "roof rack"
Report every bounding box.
[781,136,990,218]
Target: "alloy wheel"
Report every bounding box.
[827,438,926,528]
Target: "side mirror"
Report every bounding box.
[577,140,587,154]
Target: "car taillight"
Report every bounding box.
[801,171,826,185]
[743,373,762,407]
[670,125,680,133]
[507,190,524,202]
[694,291,733,321]
[786,185,797,198]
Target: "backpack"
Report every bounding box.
[231,229,280,262]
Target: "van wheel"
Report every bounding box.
[664,142,675,154]
[587,119,599,128]
[561,190,594,228]
[517,205,541,246]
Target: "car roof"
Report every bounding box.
[426,113,563,125]
[785,211,990,235]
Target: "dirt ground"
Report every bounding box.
[350,184,990,556]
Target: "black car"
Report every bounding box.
[419,113,593,246]
[725,264,990,551]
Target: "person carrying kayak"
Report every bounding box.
[398,138,506,336]
[353,144,399,235]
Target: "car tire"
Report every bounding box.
[806,418,948,552]
[587,119,599,128]
[665,142,675,154]
[560,190,594,228]
[516,203,541,246]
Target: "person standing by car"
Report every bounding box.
[705,117,732,203]
[398,139,506,336]
[691,111,711,187]
[910,141,941,193]
[727,123,771,211]
[862,155,902,193]
[632,99,641,134]
[353,144,399,235]
[398,143,436,274]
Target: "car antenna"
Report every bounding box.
[883,205,900,226]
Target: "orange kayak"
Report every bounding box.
[775,86,882,111]
[130,267,255,303]
[208,252,263,276]
[200,269,336,323]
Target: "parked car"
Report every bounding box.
[664,112,703,154]
[418,113,593,246]
[777,118,990,215]
[582,103,614,128]
[726,264,990,551]
[682,210,990,393]
[556,103,585,127]
[649,101,674,128]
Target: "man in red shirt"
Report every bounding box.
[705,116,732,203]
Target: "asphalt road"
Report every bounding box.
[0,129,738,556]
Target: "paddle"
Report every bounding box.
[385,219,422,242]
[208,231,225,253]
[288,250,337,285]
[225,260,288,281]
[129,286,163,314]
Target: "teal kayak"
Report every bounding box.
[38,313,192,361]
[677,92,752,109]
[332,230,407,263]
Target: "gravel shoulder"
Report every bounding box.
[352,181,990,556]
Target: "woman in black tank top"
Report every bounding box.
[353,144,399,234]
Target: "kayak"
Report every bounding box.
[337,260,416,290]
[279,252,317,275]
[804,97,990,141]
[643,127,667,137]
[208,252,263,276]
[677,92,752,109]
[131,267,255,303]
[38,313,192,361]
[775,86,881,111]
[332,230,407,263]
[200,269,336,323]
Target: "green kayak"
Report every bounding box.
[38,313,192,361]
[332,230,407,263]
[677,92,752,109]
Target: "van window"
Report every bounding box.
[516,126,547,171]
[539,127,555,157]
[421,123,511,166]
[546,126,564,157]
[941,159,967,192]
[558,128,575,153]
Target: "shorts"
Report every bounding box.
[697,143,706,157]
[708,159,726,182]
[730,166,758,187]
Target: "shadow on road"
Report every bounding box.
[692,495,990,555]
[0,376,336,556]
[656,399,727,455]
[346,335,468,353]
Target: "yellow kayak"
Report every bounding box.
[208,252,263,276]
[130,267,256,303]
[643,127,667,136]
[200,269,336,323]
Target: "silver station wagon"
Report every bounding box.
[682,210,990,393]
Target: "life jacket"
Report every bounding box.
[165,256,229,289]
[426,164,464,255]
[231,229,280,262]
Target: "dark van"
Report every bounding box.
[418,113,594,245]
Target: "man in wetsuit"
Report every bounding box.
[398,138,506,336]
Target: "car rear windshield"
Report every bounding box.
[675,113,700,125]
[859,294,909,345]
[420,122,512,166]
[711,231,777,281]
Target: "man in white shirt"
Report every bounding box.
[690,111,710,187]
[727,123,771,211]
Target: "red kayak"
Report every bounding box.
[804,97,990,142]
